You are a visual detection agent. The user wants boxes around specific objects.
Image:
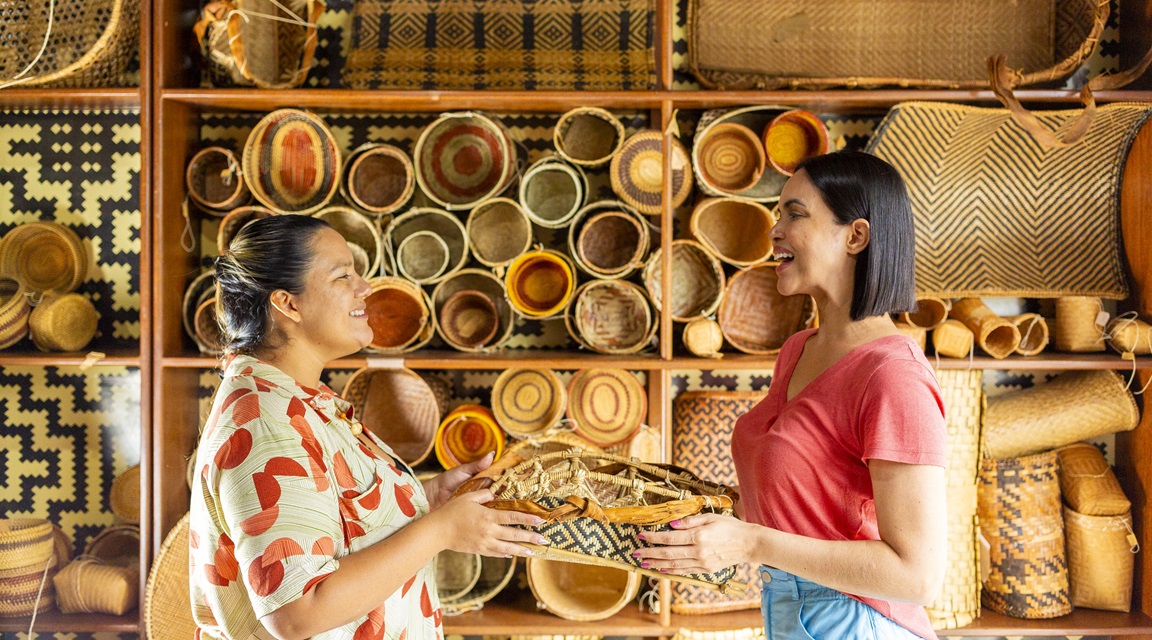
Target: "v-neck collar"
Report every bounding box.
[782,330,910,404]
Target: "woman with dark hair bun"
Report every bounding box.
[637,151,947,639]
[190,215,544,640]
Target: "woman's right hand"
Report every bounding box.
[432,489,547,558]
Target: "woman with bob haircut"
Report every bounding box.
[189,215,546,640]
[636,150,947,640]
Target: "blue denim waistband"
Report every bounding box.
[760,566,841,598]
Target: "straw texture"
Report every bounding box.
[467,198,532,268]
[902,297,952,330]
[185,146,249,212]
[696,122,765,194]
[435,405,504,469]
[567,369,647,447]
[1056,442,1131,517]
[54,558,139,614]
[1107,316,1152,355]
[690,198,775,268]
[414,112,516,210]
[1064,507,1136,612]
[314,206,382,279]
[1055,296,1107,351]
[505,250,576,319]
[434,550,482,605]
[0,221,87,294]
[446,556,516,613]
[85,525,140,566]
[610,130,692,215]
[554,108,627,167]
[0,277,31,350]
[933,319,974,358]
[342,368,441,465]
[949,298,1020,360]
[491,369,567,438]
[568,280,656,355]
[29,293,99,352]
[363,277,434,353]
[644,240,724,322]
[718,263,812,355]
[762,110,829,176]
[385,208,470,285]
[110,465,140,524]
[527,559,641,621]
[195,0,323,89]
[144,514,196,640]
[683,317,725,358]
[1008,313,1049,356]
[243,109,342,215]
[216,205,275,253]
[691,107,789,201]
[519,158,588,228]
[432,269,514,352]
[341,143,414,216]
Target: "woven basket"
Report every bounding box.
[466,198,533,269]
[695,122,766,195]
[567,279,656,355]
[718,263,813,355]
[691,107,791,201]
[762,110,830,176]
[340,143,414,217]
[978,451,1071,619]
[185,146,249,213]
[85,525,140,566]
[182,270,217,353]
[568,201,650,280]
[215,205,275,253]
[0,519,54,572]
[242,109,342,215]
[506,432,604,460]
[0,277,32,350]
[644,240,725,323]
[983,370,1139,459]
[1056,442,1131,517]
[341,367,441,465]
[491,369,567,439]
[435,550,483,605]
[566,369,647,448]
[363,276,435,353]
[505,250,576,319]
[144,514,196,640]
[54,558,139,615]
[385,208,470,285]
[432,269,514,352]
[29,293,99,352]
[435,404,504,469]
[1108,316,1152,355]
[446,556,516,614]
[554,108,627,168]
[519,158,589,228]
[0,554,56,617]
[0,519,58,615]
[933,319,974,359]
[683,317,725,358]
[902,297,952,330]
[1008,313,1049,356]
[414,112,517,211]
[314,207,382,279]
[949,299,1021,360]
[610,130,693,215]
[110,465,141,524]
[527,559,641,622]
[194,297,225,355]
[690,198,775,268]
[1064,507,1136,612]
[194,0,323,89]
[0,221,87,295]
[440,291,499,350]
[892,321,927,351]
[1055,296,1108,352]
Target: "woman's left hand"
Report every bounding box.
[632,513,755,575]
[423,452,495,510]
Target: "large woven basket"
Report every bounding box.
[0,518,57,617]
[414,112,517,211]
[554,108,627,168]
[363,276,435,353]
[54,558,139,615]
[432,269,514,352]
[1056,443,1131,517]
[0,520,55,572]
[340,143,414,217]
[691,107,791,202]
[314,206,382,279]
[215,205,275,253]
[643,240,725,323]
[185,146,250,213]
[341,367,442,466]
[434,550,483,606]
[527,559,641,622]
[0,221,88,295]
[194,0,323,89]
[718,263,813,355]
[466,198,533,269]
[445,555,516,614]
[690,198,776,268]
[144,514,196,640]
[505,250,576,319]
[0,277,32,350]
[949,298,1021,360]
[1064,507,1136,612]
[385,208,470,285]
[695,122,766,195]
[933,319,975,359]
[983,370,1139,459]
[491,368,567,439]
[566,369,647,448]
[29,293,99,352]
[568,201,650,280]
[610,130,693,216]
[566,279,656,355]
[242,109,342,215]
[519,157,589,229]
[0,554,57,618]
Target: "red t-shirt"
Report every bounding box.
[732,329,946,640]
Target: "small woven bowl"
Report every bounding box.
[396,231,451,284]
[215,205,275,254]
[717,263,812,355]
[0,221,87,294]
[242,109,342,214]
[194,297,225,355]
[643,239,725,323]
[466,198,532,268]
[341,367,442,465]
[385,208,470,285]
[440,290,499,350]
[567,279,656,355]
[610,130,693,215]
[434,550,483,605]
[414,112,517,210]
[185,146,249,214]
[527,559,642,622]
[431,269,514,352]
[554,107,626,168]
[491,368,567,438]
[340,143,415,216]
[434,404,505,469]
[363,277,434,353]
[762,109,830,176]
[0,277,32,349]
[84,525,140,566]
[314,206,382,279]
[567,369,647,447]
[29,293,99,352]
[519,157,588,228]
[109,465,141,524]
[504,250,576,319]
[566,200,649,280]
[696,122,766,194]
[690,197,775,267]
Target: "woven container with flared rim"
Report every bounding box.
[314,206,382,279]
[446,555,516,614]
[0,553,57,617]
[643,240,725,323]
[1064,507,1136,612]
[1056,443,1131,517]
[194,0,323,89]
[527,559,642,622]
[718,263,813,355]
[566,200,649,280]
[902,297,952,330]
[194,297,225,355]
[414,112,517,211]
[567,279,656,355]
[341,367,441,465]
[1008,313,1049,356]
[933,319,974,358]
[54,558,139,615]
[29,293,99,352]
[242,109,342,214]
[978,451,1071,619]
[949,298,1020,360]
[983,370,1139,459]
[893,321,927,351]
[690,198,775,268]
[695,122,766,195]
[554,107,627,168]
[505,250,576,319]
[340,143,414,216]
[519,157,589,229]
[185,146,249,213]
[762,110,830,176]
[432,269,514,352]
[110,465,141,524]
[1108,316,1152,355]
[435,405,504,469]
[144,514,196,640]
[683,317,725,358]
[0,277,31,350]
[364,277,435,353]
[85,525,140,566]
[0,221,87,295]
[491,368,567,439]
[1055,296,1108,352]
[385,208,470,285]
[434,550,483,605]
[215,205,275,253]
[691,106,791,201]
[566,369,647,448]
[610,130,692,215]
[466,198,533,268]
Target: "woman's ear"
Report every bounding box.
[846,219,870,256]
[269,290,303,324]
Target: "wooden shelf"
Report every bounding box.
[161,350,668,370]
[0,88,142,109]
[670,352,1152,371]
[0,610,139,634]
[444,590,664,636]
[0,348,141,367]
[667,90,1152,111]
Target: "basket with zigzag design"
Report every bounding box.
[458,449,747,595]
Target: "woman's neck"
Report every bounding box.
[810,295,898,348]
[253,343,326,389]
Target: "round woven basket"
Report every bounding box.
[466,198,532,268]
[901,297,952,330]
[0,553,57,617]
[1107,316,1152,355]
[396,231,451,283]
[948,298,1020,359]
[695,122,766,194]
[314,206,382,279]
[567,369,647,447]
[182,270,217,352]
[491,368,567,439]
[691,106,790,202]
[0,519,54,572]
[341,368,441,465]
[85,525,140,566]
[526,559,642,621]
[643,239,725,322]
[1056,443,1131,517]
[1064,507,1136,612]
[434,404,504,469]
[762,109,830,176]
[610,130,693,215]
[1055,297,1107,352]
[445,555,516,614]
[185,146,249,213]
[194,296,225,355]
[29,293,99,352]
[110,464,140,524]
[385,208,470,285]
[933,319,974,358]
[414,112,517,210]
[683,317,724,358]
[0,277,32,349]
[144,514,196,640]
[363,277,435,353]
[0,221,87,294]
[717,263,813,355]
[434,550,483,605]
[340,143,414,216]
[566,279,656,355]
[689,198,775,267]
[506,431,604,459]
[242,109,342,215]
[432,269,514,352]
[1008,313,1049,356]
[554,107,626,168]
[215,205,275,253]
[504,250,576,319]
[571,210,649,280]
[519,157,588,228]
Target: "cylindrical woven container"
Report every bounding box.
[1055,297,1107,352]
[144,514,196,640]
[554,107,626,168]
[363,277,435,353]
[977,451,1071,619]
[948,298,1020,360]
[0,554,56,617]
[432,269,515,352]
[216,205,275,253]
[1064,507,1136,612]
[983,370,1139,459]
[1007,313,1049,356]
[85,525,140,566]
[194,297,225,355]
[526,559,642,622]
[396,231,451,283]
[695,122,766,195]
[242,109,342,215]
[683,317,724,358]
[29,293,99,352]
[185,146,249,213]
[893,321,927,351]
[901,297,952,330]
[491,368,567,439]
[341,368,442,466]
[1056,442,1131,517]
[0,221,87,294]
[519,157,588,228]
[110,464,140,524]
[0,518,57,616]
[610,130,693,215]
[566,279,656,355]
[568,201,650,280]
[718,263,812,355]
[689,198,775,267]
[54,558,139,615]
[567,369,647,448]
[0,519,54,572]
[314,206,383,279]
[1107,316,1152,355]
[340,143,414,216]
[439,290,499,350]
[434,550,483,605]
[434,404,504,469]
[933,319,974,358]
[445,555,516,614]
[466,198,532,268]
[0,277,32,349]
[761,109,830,176]
[385,208,470,285]
[504,250,576,319]
[414,112,517,210]
[644,240,725,323]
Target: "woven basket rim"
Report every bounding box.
[340,142,415,216]
[434,404,505,469]
[566,279,656,355]
[491,368,567,438]
[553,107,627,168]
[29,292,99,352]
[689,197,776,268]
[762,109,830,177]
[642,239,725,322]
[696,121,766,194]
[242,109,342,215]
[526,558,642,622]
[314,205,383,280]
[518,157,589,228]
[364,276,435,353]
[182,270,217,353]
[431,268,514,352]
[413,111,517,211]
[609,130,692,215]
[9,0,138,88]
[465,197,532,268]
[717,262,814,355]
[385,207,471,285]
[566,368,647,447]
[109,465,141,524]
[185,146,249,213]
[215,205,276,253]
[144,513,193,640]
[504,250,576,319]
[439,289,500,349]
[0,221,88,294]
[340,367,440,465]
[566,200,649,281]
[691,105,794,202]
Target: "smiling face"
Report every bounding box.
[288,227,373,360]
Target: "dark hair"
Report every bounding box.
[213,215,331,356]
[794,150,917,320]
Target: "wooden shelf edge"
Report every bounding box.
[0,349,141,367]
[444,598,664,636]
[0,88,142,110]
[0,610,139,633]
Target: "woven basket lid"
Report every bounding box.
[718,263,813,355]
[414,112,517,210]
[553,107,626,168]
[144,514,195,640]
[314,206,382,279]
[185,146,249,213]
[0,276,32,349]
[242,109,342,214]
[363,277,434,353]
[215,205,275,253]
[610,130,692,215]
[110,465,141,524]
[432,269,514,352]
[526,558,641,622]
[385,208,470,285]
[518,157,588,228]
[567,279,655,355]
[504,250,575,319]
[29,293,99,352]
[690,197,776,267]
[762,109,830,176]
[567,369,646,447]
[342,367,441,465]
[435,404,505,469]
[696,122,766,194]
[340,143,415,216]
[643,239,725,322]
[182,270,217,352]
[466,197,532,268]
[491,368,567,438]
[0,221,87,294]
